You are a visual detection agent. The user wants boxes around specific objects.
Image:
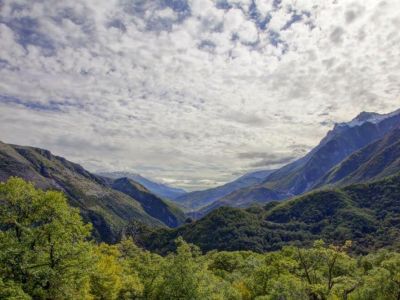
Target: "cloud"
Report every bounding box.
[268,6,292,31]
[330,27,345,45]
[238,152,296,168]
[255,0,274,19]
[0,0,399,190]
[237,20,258,43]
[221,109,267,126]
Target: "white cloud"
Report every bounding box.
[268,6,292,31]
[238,20,259,43]
[227,0,252,11]
[0,24,26,59]
[0,0,399,190]
[191,0,219,17]
[255,0,274,19]
[155,7,177,20]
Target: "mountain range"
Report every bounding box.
[175,169,275,211]
[1,108,400,248]
[0,142,185,242]
[98,171,187,200]
[140,171,400,254]
[180,109,400,217]
[315,127,400,188]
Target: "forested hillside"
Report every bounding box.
[141,172,400,254]
[2,0,400,298]
[111,177,185,227]
[186,112,400,215]
[1,177,400,300]
[316,127,400,187]
[0,142,184,242]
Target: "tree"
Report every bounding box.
[156,237,204,299]
[90,244,124,300]
[118,238,160,300]
[0,177,93,299]
[292,240,357,300]
[248,249,307,299]
[0,277,31,300]
[355,250,400,300]
[115,239,144,299]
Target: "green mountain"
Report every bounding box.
[0,141,184,242]
[99,171,187,200]
[315,127,400,187]
[111,177,185,227]
[140,172,400,254]
[204,110,400,212]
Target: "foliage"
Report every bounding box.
[0,142,185,244]
[2,177,400,299]
[141,172,400,254]
[0,177,93,299]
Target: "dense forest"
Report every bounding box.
[139,172,400,255]
[1,177,400,300]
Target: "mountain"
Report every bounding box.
[264,109,400,193]
[191,185,286,219]
[98,171,186,200]
[316,127,400,187]
[0,142,184,242]
[111,177,185,227]
[206,109,400,211]
[336,109,400,127]
[174,169,275,211]
[140,172,400,254]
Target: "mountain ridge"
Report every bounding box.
[0,141,185,242]
[175,169,275,211]
[315,126,400,187]
[204,108,400,212]
[111,177,185,227]
[98,171,186,200]
[140,171,400,254]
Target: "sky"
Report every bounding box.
[0,0,399,191]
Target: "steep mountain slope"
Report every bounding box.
[0,141,184,242]
[99,171,186,200]
[315,127,400,187]
[111,177,185,227]
[141,172,400,254]
[175,169,275,211]
[210,109,400,210]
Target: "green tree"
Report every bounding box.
[118,238,160,300]
[156,237,204,299]
[354,250,400,300]
[0,277,31,300]
[115,239,144,299]
[292,240,357,300]
[249,249,307,299]
[0,177,93,299]
[90,243,124,300]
